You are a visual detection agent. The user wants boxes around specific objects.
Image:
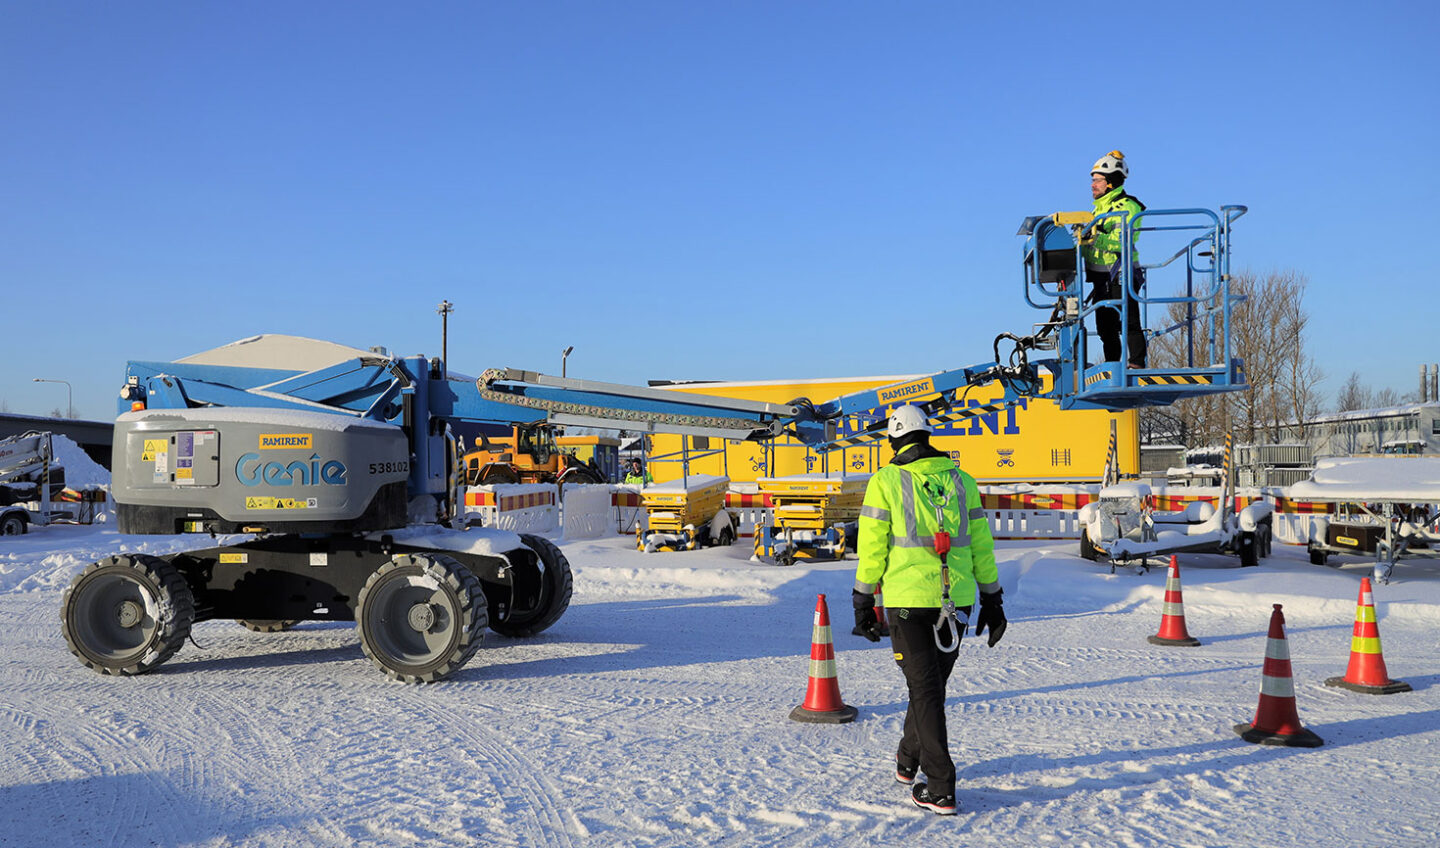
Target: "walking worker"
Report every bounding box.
[1085,150,1148,368]
[852,404,1006,816]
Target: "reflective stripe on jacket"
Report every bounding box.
[854,453,999,608]
[1084,186,1145,271]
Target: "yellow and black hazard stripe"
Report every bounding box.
[931,401,1009,425]
[1137,374,1216,386]
[828,429,886,449]
[1085,370,1114,386]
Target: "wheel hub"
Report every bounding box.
[115,599,145,629]
[407,602,437,632]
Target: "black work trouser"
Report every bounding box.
[1089,269,1147,365]
[890,606,969,797]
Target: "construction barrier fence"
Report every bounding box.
[468,482,1336,547]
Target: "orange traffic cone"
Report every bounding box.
[1234,604,1323,747]
[1148,555,1200,647]
[1326,578,1411,695]
[790,594,858,724]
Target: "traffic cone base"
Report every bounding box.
[1325,578,1410,695]
[1150,555,1201,647]
[790,702,859,724]
[1148,633,1201,647]
[1232,721,1325,748]
[791,594,858,724]
[1324,675,1412,695]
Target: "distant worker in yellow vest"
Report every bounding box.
[1085,150,1148,368]
[623,458,652,485]
[852,404,1006,816]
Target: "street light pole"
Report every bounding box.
[33,378,73,419]
[437,300,454,379]
[562,346,574,379]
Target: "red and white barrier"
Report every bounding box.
[463,484,558,534]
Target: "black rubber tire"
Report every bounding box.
[1,514,25,536]
[1079,529,1099,561]
[1258,524,1273,558]
[490,534,574,637]
[718,526,735,547]
[237,619,300,633]
[479,465,521,485]
[61,554,195,676]
[1309,548,1327,566]
[356,553,487,683]
[561,466,605,486]
[1238,531,1259,567]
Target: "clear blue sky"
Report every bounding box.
[3,1,1436,420]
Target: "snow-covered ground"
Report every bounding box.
[3,520,1438,847]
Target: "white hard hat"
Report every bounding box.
[888,405,932,439]
[1091,150,1129,179]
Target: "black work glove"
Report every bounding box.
[852,589,882,642]
[974,589,1007,647]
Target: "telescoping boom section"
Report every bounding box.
[484,203,1252,452]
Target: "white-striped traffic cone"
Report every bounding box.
[790,594,858,724]
[1148,555,1200,646]
[1234,604,1323,747]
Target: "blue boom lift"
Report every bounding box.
[59,204,1249,682]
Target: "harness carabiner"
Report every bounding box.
[934,598,966,653]
[922,481,964,652]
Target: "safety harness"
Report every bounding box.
[917,477,966,653]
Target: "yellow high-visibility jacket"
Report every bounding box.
[854,450,999,608]
[1084,185,1145,272]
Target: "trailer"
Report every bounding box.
[1290,456,1440,584]
[1077,481,1272,573]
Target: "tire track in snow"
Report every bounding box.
[404,695,581,848]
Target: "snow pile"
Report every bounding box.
[49,434,109,488]
[374,524,526,556]
[1291,456,1440,502]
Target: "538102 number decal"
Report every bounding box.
[368,461,409,475]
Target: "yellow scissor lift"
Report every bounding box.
[754,474,870,565]
[636,474,736,552]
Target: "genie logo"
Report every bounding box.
[236,452,348,487]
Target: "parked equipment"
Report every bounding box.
[62,336,578,683]
[463,423,606,487]
[754,474,867,565]
[637,475,735,552]
[1290,456,1440,584]
[1,431,79,535]
[1077,482,1272,573]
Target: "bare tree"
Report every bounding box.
[1372,386,1402,408]
[1335,372,1371,412]
[1141,270,1321,447]
[49,407,65,418]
